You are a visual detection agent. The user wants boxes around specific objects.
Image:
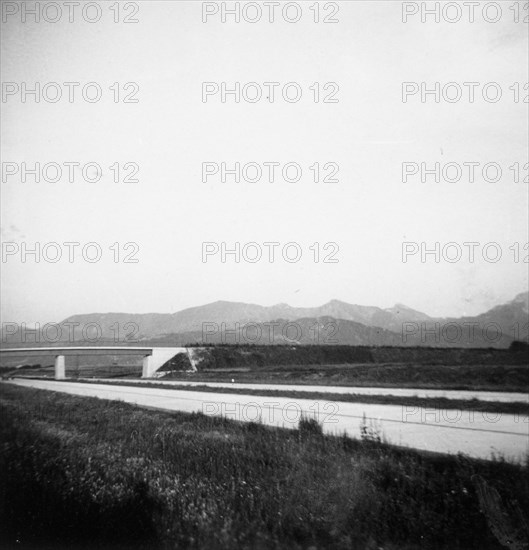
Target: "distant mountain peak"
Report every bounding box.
[390,303,412,311]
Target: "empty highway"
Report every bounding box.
[7,378,528,462]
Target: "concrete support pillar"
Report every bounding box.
[142,355,153,378]
[54,355,65,380]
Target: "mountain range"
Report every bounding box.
[3,292,528,348]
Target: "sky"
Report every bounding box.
[1,0,528,325]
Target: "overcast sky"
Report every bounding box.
[1,1,528,324]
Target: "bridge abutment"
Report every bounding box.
[141,347,189,378]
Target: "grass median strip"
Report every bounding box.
[154,363,529,393]
[71,379,529,416]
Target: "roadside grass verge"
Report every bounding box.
[157,363,529,393]
[1,384,528,549]
[71,379,529,415]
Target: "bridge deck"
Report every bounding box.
[0,347,153,357]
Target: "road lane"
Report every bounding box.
[6,378,528,462]
[86,377,529,404]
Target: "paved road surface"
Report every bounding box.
[88,377,529,404]
[7,379,528,462]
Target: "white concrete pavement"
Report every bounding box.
[87,377,529,404]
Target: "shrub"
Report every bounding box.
[298,416,323,437]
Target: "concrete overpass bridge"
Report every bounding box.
[0,347,193,379]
